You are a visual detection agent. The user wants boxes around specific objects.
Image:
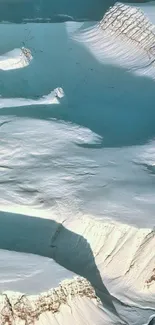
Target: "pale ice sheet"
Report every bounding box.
[0,116,155,228]
[0,6,155,325]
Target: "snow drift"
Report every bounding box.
[0,47,33,71]
[0,87,65,109]
[69,2,155,79]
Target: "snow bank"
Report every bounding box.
[44,216,155,324]
[70,2,155,79]
[61,217,155,304]
[0,250,124,325]
[0,87,64,109]
[0,47,32,70]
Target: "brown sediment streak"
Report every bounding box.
[146,268,155,286]
[99,2,155,58]
[0,277,98,325]
[21,47,33,63]
[72,2,155,77]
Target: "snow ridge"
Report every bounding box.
[0,277,97,325]
[71,2,155,78]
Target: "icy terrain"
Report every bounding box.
[0,1,155,324]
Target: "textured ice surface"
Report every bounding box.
[0,1,155,325]
[70,2,155,79]
[0,48,33,70]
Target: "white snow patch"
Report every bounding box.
[0,47,33,70]
[69,3,155,79]
[0,87,64,109]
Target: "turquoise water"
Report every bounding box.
[0,0,151,23]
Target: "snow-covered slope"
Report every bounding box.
[69,2,155,79]
[0,211,154,324]
[0,1,155,325]
[59,217,155,304]
[0,250,124,325]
